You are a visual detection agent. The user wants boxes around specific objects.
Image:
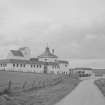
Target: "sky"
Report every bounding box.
[0,0,105,59]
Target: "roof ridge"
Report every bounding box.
[10,50,24,57]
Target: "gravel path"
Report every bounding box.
[55,78,105,105]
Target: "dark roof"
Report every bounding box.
[37,47,58,58]
[0,59,45,65]
[58,60,69,64]
[11,50,24,57]
[0,59,69,65]
[74,68,93,70]
[19,47,28,51]
[30,58,39,61]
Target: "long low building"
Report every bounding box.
[0,46,70,74]
[72,68,93,77]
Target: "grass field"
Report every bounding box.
[95,78,105,96]
[0,71,80,105]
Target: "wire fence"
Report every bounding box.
[0,74,73,95]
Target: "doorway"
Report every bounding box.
[44,64,48,74]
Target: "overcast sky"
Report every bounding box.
[0,0,105,59]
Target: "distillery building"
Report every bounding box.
[0,46,70,74]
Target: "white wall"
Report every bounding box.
[47,63,69,74]
[0,63,44,73]
[0,62,69,75]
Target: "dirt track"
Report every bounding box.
[56,78,105,105]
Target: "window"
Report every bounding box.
[1,64,2,67]
[20,64,23,67]
[37,65,39,68]
[31,65,33,68]
[34,65,35,68]
[65,64,67,67]
[13,64,15,67]
[39,65,41,68]
[5,64,7,67]
[24,64,26,67]
[55,65,56,69]
[4,64,7,67]
[17,64,19,67]
[57,65,60,69]
[52,65,54,69]
[45,59,48,61]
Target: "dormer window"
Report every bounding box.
[45,59,48,61]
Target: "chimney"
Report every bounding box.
[52,49,54,54]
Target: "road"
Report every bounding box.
[55,78,105,105]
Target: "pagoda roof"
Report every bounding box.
[37,47,58,58]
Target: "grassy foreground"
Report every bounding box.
[0,71,80,105]
[95,78,105,96]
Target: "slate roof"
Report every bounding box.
[30,58,39,61]
[58,60,69,64]
[19,47,27,51]
[10,50,24,57]
[0,59,69,65]
[73,68,93,70]
[38,47,58,58]
[0,59,45,65]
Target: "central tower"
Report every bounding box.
[37,46,58,62]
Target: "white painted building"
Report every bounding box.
[0,46,70,74]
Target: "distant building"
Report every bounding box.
[92,69,105,76]
[73,68,93,77]
[0,46,69,74]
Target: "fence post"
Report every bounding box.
[32,80,36,89]
[22,81,27,89]
[8,80,12,91]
